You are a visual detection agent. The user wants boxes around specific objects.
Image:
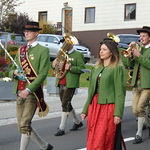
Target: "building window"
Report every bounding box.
[39,11,47,23]
[124,4,136,21]
[85,7,95,23]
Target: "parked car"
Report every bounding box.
[0,32,27,48]
[36,34,91,63]
[117,34,140,49]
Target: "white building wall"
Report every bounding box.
[15,0,150,31]
[15,0,64,24]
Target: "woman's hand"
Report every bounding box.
[81,113,87,120]
[114,116,122,125]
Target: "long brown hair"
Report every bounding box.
[95,40,122,68]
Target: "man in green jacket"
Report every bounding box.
[52,43,85,136]
[126,26,150,144]
[9,21,53,150]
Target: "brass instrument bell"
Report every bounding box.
[122,42,142,58]
[107,33,120,43]
[122,47,133,58]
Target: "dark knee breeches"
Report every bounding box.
[59,85,75,112]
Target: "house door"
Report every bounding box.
[64,10,72,33]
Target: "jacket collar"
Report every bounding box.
[68,48,75,54]
[27,41,38,48]
[94,66,105,76]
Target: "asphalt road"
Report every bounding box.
[0,106,150,150]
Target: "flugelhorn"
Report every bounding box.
[122,42,142,58]
[107,33,120,43]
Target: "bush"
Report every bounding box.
[0,48,5,57]
[39,21,57,34]
[0,46,18,78]
[0,57,6,67]
[47,62,93,87]
[3,70,9,77]
[0,72,3,77]
[8,46,18,52]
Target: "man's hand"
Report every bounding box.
[18,89,30,99]
[132,48,141,57]
[13,69,27,81]
[129,42,141,58]
[65,63,71,70]
[129,42,136,47]
[52,58,58,68]
[14,69,19,76]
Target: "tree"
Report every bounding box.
[2,12,31,34]
[39,21,57,34]
[0,0,24,29]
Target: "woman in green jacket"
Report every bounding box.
[81,40,126,150]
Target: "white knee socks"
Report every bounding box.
[20,134,30,150]
[69,109,80,124]
[59,112,69,130]
[30,128,48,150]
[136,117,144,137]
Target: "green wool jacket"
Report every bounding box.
[126,47,150,88]
[9,44,50,94]
[82,65,126,118]
[55,50,85,88]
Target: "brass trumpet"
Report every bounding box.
[122,42,142,58]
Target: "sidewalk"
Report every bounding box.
[0,87,132,126]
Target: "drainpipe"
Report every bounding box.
[61,7,65,34]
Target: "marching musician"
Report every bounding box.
[9,21,53,150]
[126,26,150,144]
[52,43,85,136]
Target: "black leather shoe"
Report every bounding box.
[54,129,65,136]
[46,143,53,150]
[133,135,142,144]
[70,122,83,131]
[41,143,53,150]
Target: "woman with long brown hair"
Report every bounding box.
[81,40,126,150]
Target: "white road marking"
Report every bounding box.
[124,137,135,142]
[77,137,135,150]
